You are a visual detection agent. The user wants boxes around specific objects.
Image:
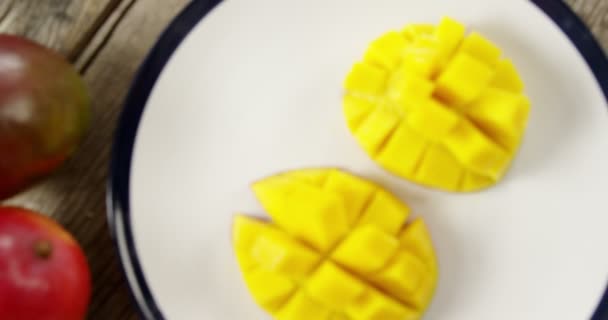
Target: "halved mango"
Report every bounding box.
[343,17,530,192]
[234,169,438,320]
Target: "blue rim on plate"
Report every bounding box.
[107,1,608,319]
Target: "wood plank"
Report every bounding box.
[4,0,191,318]
[0,0,121,61]
[566,0,608,51]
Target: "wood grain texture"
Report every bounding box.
[0,1,606,319]
[0,0,120,60]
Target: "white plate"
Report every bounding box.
[108,0,608,319]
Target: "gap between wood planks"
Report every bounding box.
[0,0,139,72]
[75,0,138,73]
[68,0,128,64]
[0,1,15,25]
[0,0,123,61]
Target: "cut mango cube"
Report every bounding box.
[371,252,433,308]
[343,95,376,132]
[353,106,400,154]
[491,59,525,93]
[242,269,297,312]
[276,291,330,320]
[435,52,495,106]
[443,120,510,179]
[307,262,367,308]
[346,290,420,320]
[462,171,495,192]
[467,88,531,150]
[399,218,437,270]
[344,62,387,95]
[407,99,460,141]
[324,170,376,226]
[253,178,349,251]
[434,16,466,66]
[401,39,441,78]
[234,169,438,319]
[343,17,530,192]
[250,228,320,279]
[460,32,501,67]
[386,68,435,113]
[356,190,410,235]
[233,215,279,270]
[333,225,400,274]
[416,145,464,191]
[376,123,429,178]
[364,31,408,69]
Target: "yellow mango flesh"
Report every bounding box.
[343,17,530,192]
[234,169,438,320]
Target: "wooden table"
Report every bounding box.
[0,0,606,319]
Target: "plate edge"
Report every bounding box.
[107,1,608,319]
[106,1,222,319]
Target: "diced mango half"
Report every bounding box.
[234,169,438,320]
[343,16,530,192]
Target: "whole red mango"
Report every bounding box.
[0,35,90,199]
[0,207,91,320]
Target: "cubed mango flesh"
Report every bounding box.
[234,169,438,320]
[343,17,530,192]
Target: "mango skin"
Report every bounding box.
[343,17,530,192]
[233,169,438,320]
[0,35,90,199]
[0,207,92,320]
